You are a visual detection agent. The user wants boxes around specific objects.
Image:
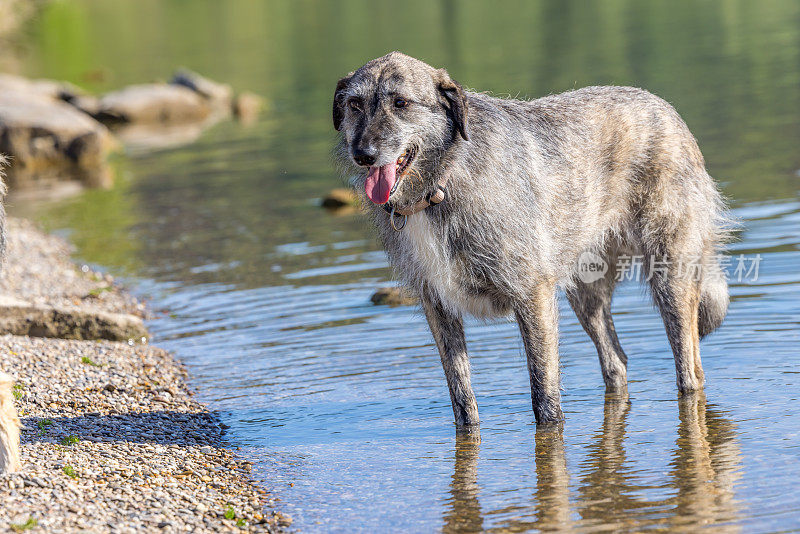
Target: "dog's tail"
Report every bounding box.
[698,243,730,339]
[698,266,728,338]
[697,181,736,340]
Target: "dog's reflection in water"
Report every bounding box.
[442,428,483,534]
[668,392,743,530]
[532,423,571,531]
[441,391,742,532]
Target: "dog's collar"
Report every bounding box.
[382,174,450,217]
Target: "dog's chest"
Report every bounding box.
[402,215,500,318]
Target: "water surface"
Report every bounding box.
[6,1,800,531]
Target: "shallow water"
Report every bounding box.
[7,0,800,531]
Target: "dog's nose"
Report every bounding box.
[353,147,377,167]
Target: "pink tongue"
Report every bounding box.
[365,162,397,205]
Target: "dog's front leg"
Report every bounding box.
[515,280,564,425]
[421,287,479,427]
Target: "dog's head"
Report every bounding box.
[333,52,469,207]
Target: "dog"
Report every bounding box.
[333,52,730,426]
[0,153,6,261]
[0,158,16,474]
[0,372,21,473]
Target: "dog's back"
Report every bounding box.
[382,86,728,323]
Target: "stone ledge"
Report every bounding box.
[0,296,147,342]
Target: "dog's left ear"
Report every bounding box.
[436,69,469,141]
[333,73,353,131]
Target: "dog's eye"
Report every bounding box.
[394,98,408,109]
[348,100,362,112]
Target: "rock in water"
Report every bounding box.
[0,91,116,183]
[170,69,233,110]
[95,84,211,125]
[321,188,359,209]
[232,91,264,124]
[370,287,418,307]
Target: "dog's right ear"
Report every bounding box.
[333,73,353,131]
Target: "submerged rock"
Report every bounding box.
[321,188,359,209]
[232,91,264,124]
[109,121,213,152]
[370,287,418,307]
[5,180,86,205]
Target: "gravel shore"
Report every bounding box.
[0,218,289,532]
[0,218,144,317]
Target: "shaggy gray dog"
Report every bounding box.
[333,52,729,426]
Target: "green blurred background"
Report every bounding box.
[4,0,799,283]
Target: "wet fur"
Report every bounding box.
[333,52,730,425]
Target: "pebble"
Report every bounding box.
[0,218,289,532]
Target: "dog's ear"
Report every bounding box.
[333,73,353,131]
[436,69,469,141]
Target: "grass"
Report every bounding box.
[88,286,112,297]
[36,419,53,434]
[62,465,78,479]
[9,517,38,532]
[80,356,101,367]
[223,506,247,528]
[12,384,23,400]
[60,435,79,446]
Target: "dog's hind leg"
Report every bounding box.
[515,279,564,425]
[421,287,479,426]
[566,259,628,390]
[649,263,704,392]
